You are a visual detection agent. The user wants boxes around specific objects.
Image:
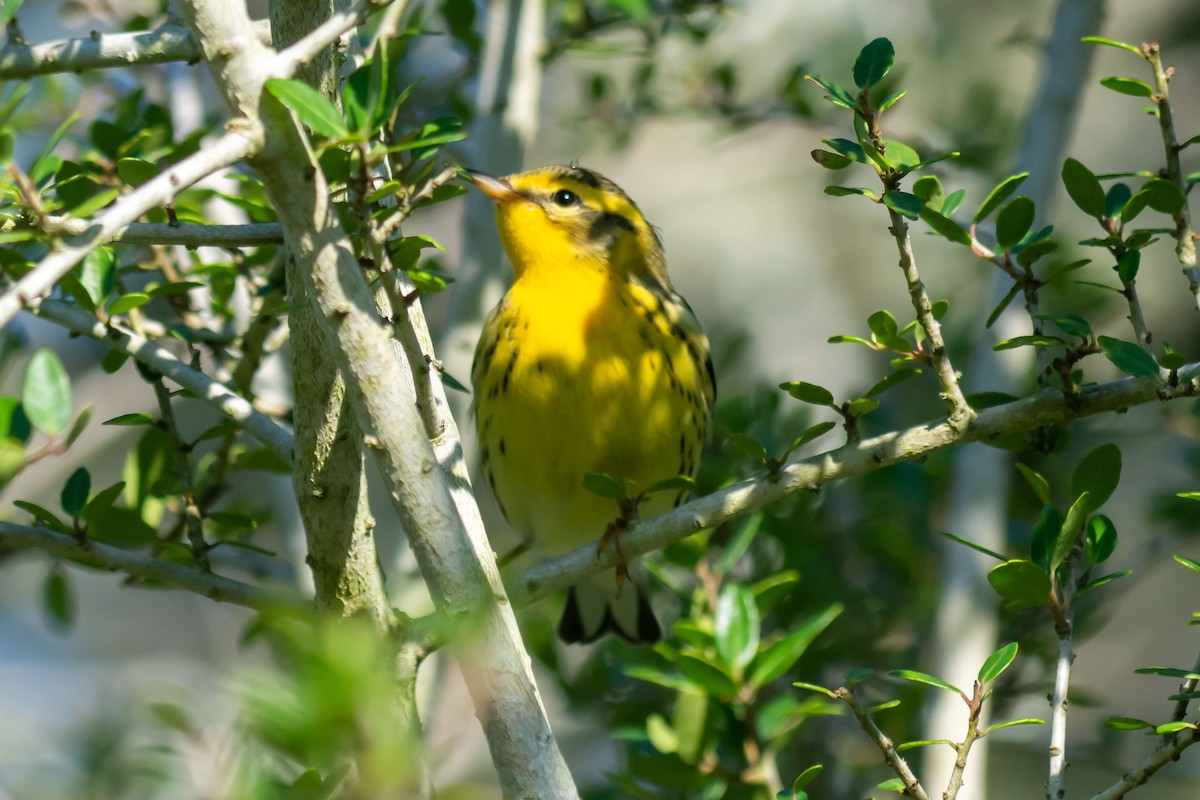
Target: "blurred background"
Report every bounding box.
[2,0,1200,798]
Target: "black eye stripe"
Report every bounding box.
[551,189,579,206]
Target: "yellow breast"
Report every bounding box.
[473,260,709,552]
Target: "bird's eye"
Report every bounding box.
[551,189,579,207]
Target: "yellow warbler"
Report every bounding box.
[469,165,715,643]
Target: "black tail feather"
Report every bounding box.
[557,585,661,645]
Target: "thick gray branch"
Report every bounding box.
[0,20,271,79]
[176,0,578,795]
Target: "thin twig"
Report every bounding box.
[1047,615,1074,799]
[0,129,259,330]
[35,299,294,462]
[835,686,930,800]
[1145,43,1200,307]
[944,682,986,800]
[1090,727,1200,800]
[886,208,974,429]
[0,521,305,612]
[151,374,211,568]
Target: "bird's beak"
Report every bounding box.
[466,169,524,203]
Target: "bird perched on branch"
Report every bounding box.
[469,164,715,644]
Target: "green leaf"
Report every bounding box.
[780,381,834,406]
[804,74,858,110]
[1104,716,1153,731]
[878,89,907,113]
[82,481,125,522]
[862,368,921,399]
[1136,177,1186,215]
[866,699,902,714]
[1098,336,1160,378]
[22,349,72,436]
[853,37,895,88]
[60,467,90,517]
[231,447,292,474]
[1156,721,1198,735]
[883,190,922,220]
[582,472,627,500]
[715,512,762,574]
[988,560,1052,609]
[1175,554,1200,573]
[1135,666,1200,679]
[79,247,116,308]
[264,78,348,139]
[913,175,943,205]
[784,421,837,457]
[1099,76,1154,97]
[749,603,843,688]
[919,206,971,245]
[942,188,966,216]
[792,764,823,793]
[103,412,156,426]
[1081,36,1144,55]
[889,669,962,695]
[44,566,73,628]
[0,437,24,488]
[877,778,906,792]
[978,642,1018,684]
[678,654,739,698]
[974,173,1029,224]
[645,475,698,495]
[1036,314,1092,338]
[1015,463,1051,505]
[996,196,1035,249]
[715,585,760,674]
[1051,492,1091,571]
[981,718,1045,734]
[824,186,877,200]
[867,309,898,338]
[985,284,1021,329]
[811,150,852,170]
[116,157,158,187]
[793,681,836,698]
[1061,158,1106,217]
[1077,569,1132,595]
[15,500,71,533]
[821,138,869,162]
[937,531,1007,562]
[896,739,954,751]
[108,293,152,314]
[882,141,921,171]
[751,570,801,612]
[845,397,879,417]
[994,334,1069,351]
[1071,444,1121,513]
[1031,504,1063,571]
[827,335,873,346]
[1106,182,1132,218]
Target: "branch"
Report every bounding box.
[35,217,285,247]
[176,0,580,795]
[835,686,929,800]
[0,129,259,331]
[1047,602,1075,799]
[0,521,305,613]
[1091,726,1200,800]
[887,206,974,429]
[35,299,295,463]
[1146,43,1200,307]
[0,20,271,79]
[272,0,394,80]
[512,369,1199,607]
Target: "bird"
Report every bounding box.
[468,164,715,644]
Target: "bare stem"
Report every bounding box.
[944,682,986,800]
[835,686,930,800]
[151,374,211,568]
[887,206,975,429]
[1090,726,1200,800]
[1145,43,1200,306]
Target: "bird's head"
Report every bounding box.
[468,165,666,282]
